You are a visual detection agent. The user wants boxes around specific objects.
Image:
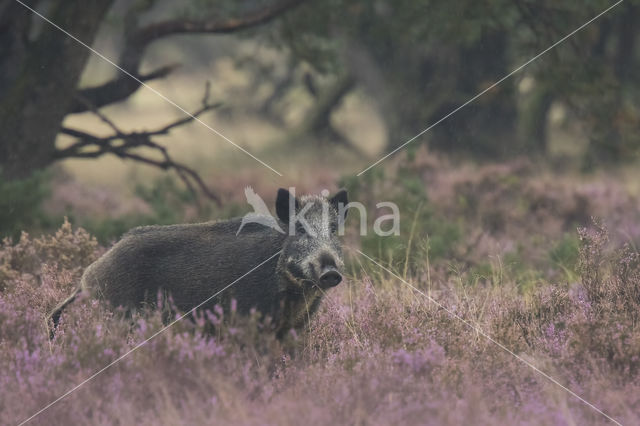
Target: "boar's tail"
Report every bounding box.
[48,286,82,340]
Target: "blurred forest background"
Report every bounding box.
[1,0,639,245]
[4,2,640,424]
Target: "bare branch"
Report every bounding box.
[56,127,112,158]
[69,0,305,113]
[73,94,123,135]
[132,0,305,45]
[147,104,222,137]
[56,87,222,205]
[70,64,181,113]
[291,72,356,141]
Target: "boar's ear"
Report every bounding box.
[330,189,349,221]
[276,188,299,223]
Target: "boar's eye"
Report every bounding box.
[330,222,338,234]
[295,222,306,235]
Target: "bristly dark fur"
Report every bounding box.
[49,189,347,339]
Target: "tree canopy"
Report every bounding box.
[1,0,638,191]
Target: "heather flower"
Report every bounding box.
[1,182,640,425]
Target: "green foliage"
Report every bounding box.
[78,216,148,245]
[74,176,250,243]
[341,166,461,275]
[134,176,199,224]
[549,233,580,280]
[77,176,218,243]
[268,0,640,161]
[0,170,54,240]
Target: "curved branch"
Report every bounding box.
[70,0,305,113]
[132,0,305,44]
[70,63,180,113]
[283,72,365,155]
[56,89,222,204]
[305,73,355,135]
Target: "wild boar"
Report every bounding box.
[49,188,348,338]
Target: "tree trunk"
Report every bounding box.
[0,0,113,179]
[425,30,518,158]
[353,26,518,158]
[519,84,554,155]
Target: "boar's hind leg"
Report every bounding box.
[47,287,82,339]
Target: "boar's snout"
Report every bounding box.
[319,268,342,288]
[316,252,342,288]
